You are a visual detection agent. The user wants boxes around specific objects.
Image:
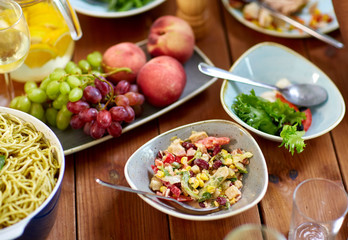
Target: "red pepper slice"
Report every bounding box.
[275,92,299,111]
[302,108,312,131]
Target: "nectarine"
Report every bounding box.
[102,42,147,84]
[137,56,186,107]
[147,15,195,64]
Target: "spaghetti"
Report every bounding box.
[0,113,61,229]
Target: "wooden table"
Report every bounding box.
[46,1,348,239]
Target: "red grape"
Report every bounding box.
[97,109,112,128]
[70,115,85,129]
[95,77,112,97]
[79,108,98,122]
[129,84,139,93]
[107,121,122,137]
[115,95,129,107]
[83,86,102,104]
[114,80,130,95]
[109,106,128,122]
[83,121,93,135]
[90,121,105,139]
[67,100,89,114]
[124,92,145,106]
[124,106,135,123]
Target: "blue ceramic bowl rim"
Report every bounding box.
[124,119,268,221]
[0,107,65,240]
[220,41,346,142]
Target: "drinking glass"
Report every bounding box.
[224,224,287,240]
[0,0,30,106]
[288,178,348,240]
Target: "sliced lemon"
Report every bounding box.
[52,31,73,56]
[29,26,48,44]
[25,44,57,68]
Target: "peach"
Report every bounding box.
[102,42,147,83]
[147,15,195,64]
[136,56,186,107]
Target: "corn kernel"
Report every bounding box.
[199,179,205,188]
[155,170,164,178]
[189,177,199,189]
[230,198,236,205]
[200,173,209,181]
[185,166,191,171]
[181,156,188,165]
[207,186,216,194]
[159,186,167,193]
[214,201,219,207]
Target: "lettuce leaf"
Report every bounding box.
[233,90,306,154]
[279,125,306,155]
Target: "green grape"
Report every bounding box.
[78,59,91,73]
[24,81,38,93]
[65,61,82,75]
[61,104,73,117]
[9,96,20,109]
[46,80,61,97]
[59,82,71,95]
[66,75,81,89]
[27,88,47,103]
[39,77,52,91]
[56,108,71,130]
[87,51,102,68]
[17,96,31,113]
[30,103,45,122]
[46,107,58,127]
[53,94,69,109]
[49,68,66,81]
[69,87,83,102]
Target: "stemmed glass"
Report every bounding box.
[0,0,30,106]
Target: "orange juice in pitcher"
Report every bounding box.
[11,0,82,82]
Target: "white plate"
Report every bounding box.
[222,0,339,38]
[70,0,165,18]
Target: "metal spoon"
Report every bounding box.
[95,178,219,215]
[198,63,328,107]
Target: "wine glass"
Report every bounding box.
[0,0,30,106]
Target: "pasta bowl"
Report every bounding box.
[0,107,65,240]
[125,119,268,221]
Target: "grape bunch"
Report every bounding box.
[67,78,145,139]
[10,51,145,139]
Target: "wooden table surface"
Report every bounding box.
[43,0,348,239]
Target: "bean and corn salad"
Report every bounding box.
[149,131,253,209]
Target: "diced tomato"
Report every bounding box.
[275,93,299,111]
[163,182,182,197]
[174,156,182,163]
[163,153,175,164]
[196,136,230,149]
[301,108,312,131]
[151,165,158,173]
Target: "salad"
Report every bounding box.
[149,131,253,210]
[233,86,312,155]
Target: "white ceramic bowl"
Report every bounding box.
[125,119,268,221]
[0,107,65,240]
[220,42,345,142]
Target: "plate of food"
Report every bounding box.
[222,0,339,38]
[124,119,268,221]
[41,39,216,155]
[220,42,345,155]
[70,0,165,18]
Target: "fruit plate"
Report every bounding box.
[70,0,165,18]
[53,39,217,155]
[222,0,339,38]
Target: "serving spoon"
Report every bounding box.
[95,178,219,215]
[198,63,328,107]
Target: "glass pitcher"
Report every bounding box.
[10,0,82,82]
